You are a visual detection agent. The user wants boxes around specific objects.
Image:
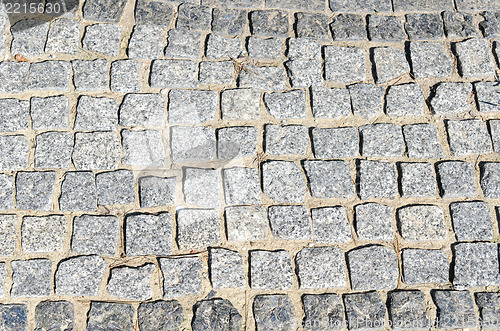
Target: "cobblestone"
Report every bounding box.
[0,62,29,93]
[35,301,74,331]
[122,129,165,167]
[217,126,258,160]
[150,59,199,88]
[0,304,27,330]
[296,247,346,288]
[107,264,155,300]
[475,292,500,329]
[443,11,478,38]
[262,161,306,203]
[405,13,444,40]
[138,300,183,331]
[304,160,354,199]
[72,60,109,92]
[239,65,287,90]
[250,10,289,37]
[409,42,453,79]
[72,215,119,256]
[268,205,312,240]
[125,213,172,256]
[55,255,107,296]
[193,299,242,331]
[183,168,220,208]
[431,82,472,115]
[453,243,500,287]
[398,205,447,241]
[400,162,437,197]
[176,209,221,250]
[225,206,268,242]
[389,291,429,330]
[386,83,425,117]
[135,0,173,26]
[171,126,216,162]
[360,124,405,157]
[437,161,476,198]
[11,259,51,297]
[247,37,282,59]
[480,11,500,37]
[16,172,55,211]
[0,215,16,255]
[481,162,500,198]
[403,123,444,158]
[253,295,296,330]
[373,47,410,84]
[0,135,29,171]
[72,132,121,170]
[368,15,405,41]
[11,20,49,57]
[82,24,122,56]
[223,167,260,205]
[433,291,477,329]
[358,160,398,199]
[348,245,398,291]
[209,248,245,288]
[324,46,366,83]
[402,249,449,284]
[303,294,345,330]
[177,4,212,30]
[312,127,358,158]
[344,292,386,330]
[348,83,384,118]
[87,302,134,330]
[35,132,73,169]
[128,25,165,59]
[355,203,393,241]
[330,13,366,40]
[22,215,65,253]
[456,38,496,78]
[295,13,330,40]
[311,207,351,244]
[212,8,246,36]
[160,257,202,298]
[476,81,500,113]
[311,86,351,118]
[250,250,293,289]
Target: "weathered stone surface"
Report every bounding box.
[476,81,500,113]
[16,172,55,211]
[221,88,260,120]
[394,0,453,11]
[329,0,391,12]
[443,11,478,38]
[250,10,289,37]
[431,82,472,115]
[311,207,351,244]
[265,125,308,155]
[454,243,500,287]
[125,213,172,256]
[45,18,81,54]
[265,90,307,118]
[480,11,500,37]
[303,294,345,330]
[165,29,202,59]
[253,295,296,330]
[169,89,217,124]
[358,160,397,199]
[176,209,221,250]
[225,206,267,242]
[311,87,351,118]
[75,96,119,131]
[433,291,478,329]
[397,205,447,241]
[437,161,476,198]
[206,34,243,59]
[295,13,330,40]
[223,167,260,205]
[177,4,212,30]
[296,247,346,289]
[262,161,306,203]
[160,257,202,298]
[150,59,198,88]
[451,201,492,241]
[368,15,405,41]
[110,59,141,93]
[171,126,216,162]
[324,46,366,83]
[481,162,500,198]
[11,259,52,297]
[193,299,242,331]
[128,25,165,59]
[200,60,234,85]
[410,42,453,79]
[122,129,165,167]
[0,215,16,255]
[35,132,73,169]
[360,124,405,157]
[0,135,29,171]
[348,245,398,291]
[312,127,358,158]
[304,160,354,199]
[83,0,127,22]
[403,123,444,158]
[355,203,393,241]
[239,65,287,91]
[386,83,425,117]
[210,248,245,289]
[448,119,493,156]
[330,13,366,40]
[288,38,321,59]
[135,0,173,26]
[388,291,430,330]
[138,300,183,331]
[87,302,134,330]
[400,162,437,198]
[119,93,164,127]
[250,250,293,289]
[96,170,135,205]
[0,99,28,132]
[11,19,49,57]
[82,23,122,56]
[286,59,323,88]
[183,168,220,208]
[72,215,119,256]
[476,292,500,330]
[373,47,410,84]
[0,304,27,331]
[344,292,386,330]
[402,249,449,285]
[348,83,384,118]
[22,215,65,253]
[28,61,71,91]
[107,264,155,300]
[405,13,444,40]
[456,38,496,78]
[247,37,282,59]
[212,8,246,36]
[139,177,175,208]
[72,132,121,170]
[35,301,74,331]
[268,205,311,240]
[0,62,29,93]
[31,95,69,130]
[55,255,106,296]
[217,126,258,160]
[72,60,109,92]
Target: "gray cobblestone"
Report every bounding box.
[72,215,119,256]
[348,83,384,118]
[31,96,69,130]
[212,8,246,36]
[119,93,164,127]
[475,292,500,329]
[324,46,366,83]
[239,65,287,90]
[128,25,165,59]
[389,291,430,330]
[10,20,49,57]
[295,13,330,40]
[221,88,260,120]
[96,170,135,205]
[169,89,218,124]
[217,126,258,160]
[87,302,134,330]
[437,161,476,198]
[200,60,235,85]
[0,135,29,171]
[443,11,478,38]
[490,120,500,152]
[35,301,74,331]
[72,132,121,170]
[176,209,221,250]
[400,162,437,198]
[398,205,447,241]
[386,83,425,117]
[0,175,14,210]
[16,171,55,211]
[111,60,141,93]
[265,125,308,155]
[223,167,260,205]
[268,205,311,240]
[456,38,496,78]
[225,206,267,242]
[311,86,351,118]
[409,41,453,79]
[22,215,65,253]
[60,171,96,211]
[394,0,453,11]
[311,207,351,244]
[171,126,216,162]
[304,160,354,199]
[139,177,175,208]
[358,160,397,199]
[83,0,126,22]
[206,34,243,59]
[303,294,345,331]
[402,249,449,284]
[28,61,70,91]
[209,248,245,288]
[368,15,405,41]
[476,81,500,113]
[451,201,492,241]
[330,14,366,40]
[125,213,172,256]
[35,132,73,169]
[405,13,444,40]
[0,62,29,93]
[165,29,201,59]
[344,292,386,330]
[0,215,16,255]
[0,304,27,330]
[160,257,202,298]
[107,264,155,300]
[177,4,212,30]
[253,295,296,330]
[135,0,173,26]
[250,250,293,289]
[75,96,119,131]
[45,18,81,55]
[433,291,477,329]
[138,300,183,331]
[11,259,51,297]
[262,161,306,203]
[329,0,391,12]
[55,255,107,296]
[150,59,199,88]
[355,203,393,241]
[250,10,288,37]
[72,60,109,92]
[122,129,165,167]
[373,47,410,84]
[348,245,398,290]
[360,124,405,157]
[431,82,472,115]
[312,127,358,158]
[403,123,444,158]
[247,37,282,59]
[296,247,346,289]
[481,162,500,198]
[286,59,322,88]
[193,299,242,331]
[454,242,500,287]
[82,24,122,56]
[183,168,220,208]
[265,90,307,118]
[447,119,492,156]
[480,11,500,37]
[287,38,321,59]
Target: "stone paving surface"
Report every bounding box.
[0,0,499,329]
